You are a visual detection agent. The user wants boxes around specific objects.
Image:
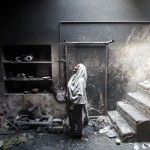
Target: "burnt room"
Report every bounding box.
[0,0,150,150]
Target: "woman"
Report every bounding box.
[67,63,88,138]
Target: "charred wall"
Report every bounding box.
[0,0,150,117]
[61,23,150,110]
[108,24,150,110]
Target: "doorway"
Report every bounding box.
[65,43,108,115]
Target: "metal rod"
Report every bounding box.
[60,21,150,24]
[64,43,68,90]
[65,40,114,45]
[58,23,61,87]
[64,43,70,117]
[105,45,109,115]
[0,123,7,130]
[4,118,18,129]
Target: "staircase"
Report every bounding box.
[108,81,150,142]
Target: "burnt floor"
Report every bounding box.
[0,125,147,150]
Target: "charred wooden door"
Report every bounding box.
[65,43,108,115]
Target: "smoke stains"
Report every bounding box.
[108,66,128,110]
[108,24,150,110]
[126,24,150,44]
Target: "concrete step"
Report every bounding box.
[108,110,135,141]
[138,81,150,91]
[117,101,150,132]
[127,92,150,118]
[137,82,150,97]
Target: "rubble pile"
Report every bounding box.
[0,107,68,134]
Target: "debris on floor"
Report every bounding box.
[106,129,117,138]
[142,143,149,149]
[2,136,27,150]
[88,116,117,138]
[115,138,121,145]
[134,143,139,150]
[0,140,3,148]
[0,106,69,136]
[0,114,149,150]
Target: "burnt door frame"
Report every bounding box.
[64,41,113,114]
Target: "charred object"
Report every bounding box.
[13,107,68,133]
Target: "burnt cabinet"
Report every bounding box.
[1,45,52,94]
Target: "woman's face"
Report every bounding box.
[73,64,80,73]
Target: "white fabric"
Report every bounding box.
[68,64,87,104]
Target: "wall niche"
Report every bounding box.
[1,45,52,95]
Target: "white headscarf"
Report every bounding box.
[68,64,87,104]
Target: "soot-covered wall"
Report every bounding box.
[0,0,150,117]
[60,23,150,111]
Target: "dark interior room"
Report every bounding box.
[0,0,150,149]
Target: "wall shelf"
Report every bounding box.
[5,93,52,96]
[4,78,52,81]
[2,61,51,64]
[1,45,52,94]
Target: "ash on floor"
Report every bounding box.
[0,116,149,150]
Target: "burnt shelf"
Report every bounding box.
[5,93,53,96]
[1,45,52,94]
[1,45,51,61]
[2,61,51,64]
[4,80,52,93]
[4,78,52,81]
